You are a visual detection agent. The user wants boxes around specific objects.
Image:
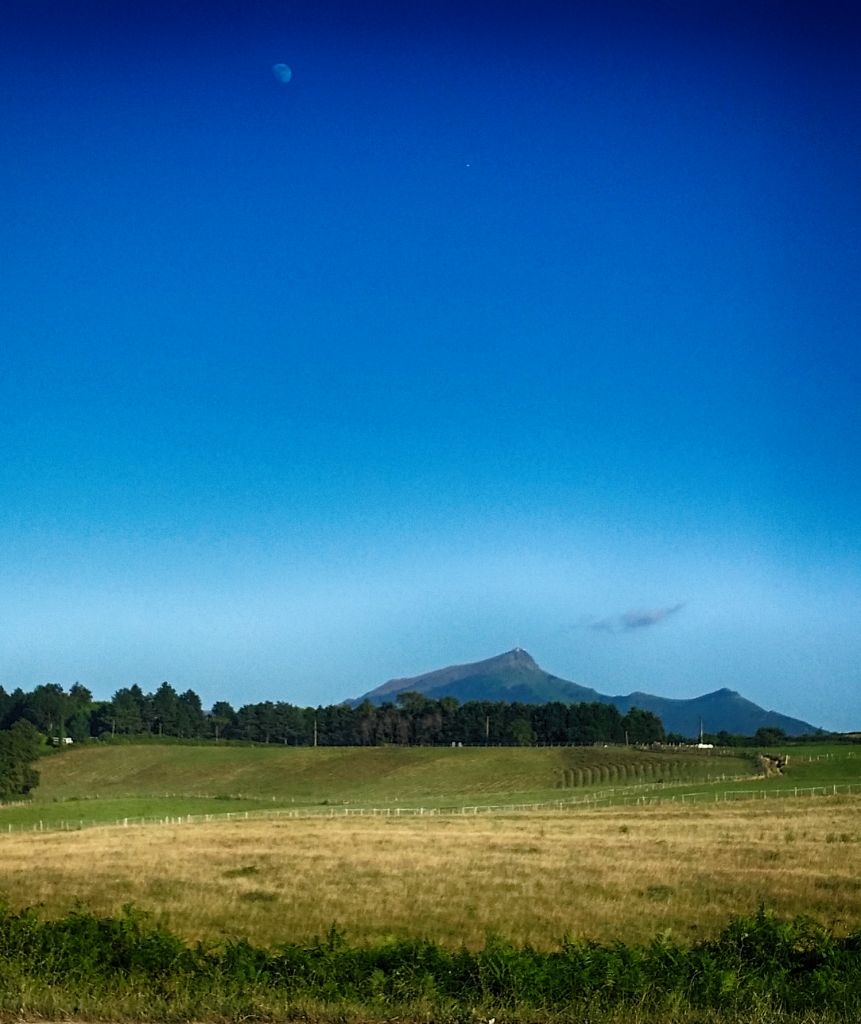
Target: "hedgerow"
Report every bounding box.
[0,903,859,1021]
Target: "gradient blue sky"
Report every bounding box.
[2,0,860,729]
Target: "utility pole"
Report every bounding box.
[313,715,318,748]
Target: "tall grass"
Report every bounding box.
[3,798,861,950]
[1,902,859,1022]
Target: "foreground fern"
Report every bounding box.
[0,903,858,1021]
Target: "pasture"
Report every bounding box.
[0,740,757,830]
[2,789,860,950]
[2,741,860,1022]
[0,743,858,947]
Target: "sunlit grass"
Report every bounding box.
[3,794,861,950]
[0,741,761,830]
[30,741,756,801]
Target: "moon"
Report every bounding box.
[272,63,292,83]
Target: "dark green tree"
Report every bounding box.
[452,701,490,745]
[273,702,312,745]
[0,720,42,800]
[151,683,180,736]
[66,682,95,741]
[373,702,409,745]
[231,704,263,741]
[177,690,206,738]
[209,701,236,741]
[0,687,12,728]
[68,683,93,709]
[621,706,665,745]
[317,703,357,745]
[754,726,787,746]
[254,701,279,743]
[507,717,535,746]
[0,689,26,730]
[22,684,69,739]
[110,688,146,734]
[354,700,378,746]
[396,692,443,745]
[532,701,570,744]
[66,708,92,742]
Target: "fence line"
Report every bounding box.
[624,783,855,806]
[3,781,858,836]
[0,776,719,834]
[2,774,752,835]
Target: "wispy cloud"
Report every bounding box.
[586,604,684,634]
[623,604,684,629]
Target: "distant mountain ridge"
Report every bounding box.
[350,649,819,737]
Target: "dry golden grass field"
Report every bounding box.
[2,793,860,950]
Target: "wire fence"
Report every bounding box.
[3,780,859,836]
[623,784,858,806]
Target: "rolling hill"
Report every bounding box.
[351,648,820,737]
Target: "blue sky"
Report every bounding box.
[2,0,860,729]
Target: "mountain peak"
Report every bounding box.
[488,647,539,669]
[349,650,818,736]
[354,648,541,703]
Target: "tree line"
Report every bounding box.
[0,682,666,747]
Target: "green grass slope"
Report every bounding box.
[32,743,756,802]
[0,740,857,832]
[774,745,861,788]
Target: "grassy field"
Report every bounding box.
[1,742,858,948]
[763,745,861,786]
[2,788,861,951]
[2,741,860,1022]
[0,741,759,829]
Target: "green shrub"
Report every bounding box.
[1,904,860,1020]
